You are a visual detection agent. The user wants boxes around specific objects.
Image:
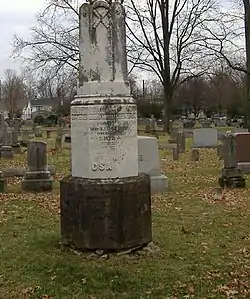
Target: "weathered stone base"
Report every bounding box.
[1,146,14,159]
[22,171,53,192]
[60,174,152,251]
[150,175,168,193]
[219,176,246,188]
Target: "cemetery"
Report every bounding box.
[1,0,250,298]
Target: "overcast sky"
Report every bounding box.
[0,0,45,79]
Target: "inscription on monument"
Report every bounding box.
[71,102,138,178]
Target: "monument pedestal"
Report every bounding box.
[22,170,53,192]
[219,167,245,188]
[1,146,14,159]
[60,174,151,251]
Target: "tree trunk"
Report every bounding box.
[163,86,172,132]
[244,0,250,131]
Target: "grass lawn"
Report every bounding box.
[0,131,249,298]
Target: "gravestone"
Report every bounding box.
[0,171,6,193]
[60,0,152,252]
[12,130,21,154]
[219,132,245,188]
[169,127,178,143]
[46,130,51,139]
[1,128,14,159]
[177,131,185,153]
[34,126,43,138]
[193,128,218,148]
[172,148,179,160]
[0,114,5,143]
[217,144,223,160]
[55,136,63,153]
[22,141,53,192]
[138,136,168,193]
[191,149,199,161]
[234,132,250,174]
[150,115,157,137]
[13,118,21,135]
[201,120,212,128]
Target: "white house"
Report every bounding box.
[22,98,62,120]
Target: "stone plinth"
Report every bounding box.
[22,141,53,192]
[138,136,168,193]
[71,97,138,179]
[60,174,152,251]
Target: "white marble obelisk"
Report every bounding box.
[71,0,138,179]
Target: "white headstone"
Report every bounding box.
[138,136,161,176]
[193,128,218,148]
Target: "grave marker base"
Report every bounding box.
[219,175,245,189]
[22,171,52,192]
[60,174,152,251]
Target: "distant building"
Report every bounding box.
[22,98,63,120]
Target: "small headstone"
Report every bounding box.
[22,141,53,192]
[191,149,199,161]
[138,136,168,193]
[201,120,212,128]
[193,128,218,148]
[0,171,6,193]
[217,144,223,160]
[1,129,14,159]
[144,124,151,133]
[172,148,179,160]
[13,118,21,135]
[12,130,21,154]
[46,130,51,139]
[177,131,185,153]
[34,126,43,138]
[169,127,178,143]
[55,136,63,153]
[22,130,30,142]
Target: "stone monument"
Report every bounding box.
[1,126,14,159]
[219,132,245,188]
[22,141,53,192]
[60,0,152,251]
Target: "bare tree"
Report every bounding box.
[2,69,28,119]
[200,1,250,128]
[13,0,80,77]
[125,0,217,131]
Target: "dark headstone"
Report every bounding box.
[219,132,245,188]
[191,149,199,161]
[22,141,53,192]
[60,174,152,251]
[0,171,6,193]
[46,130,51,139]
[172,148,179,160]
